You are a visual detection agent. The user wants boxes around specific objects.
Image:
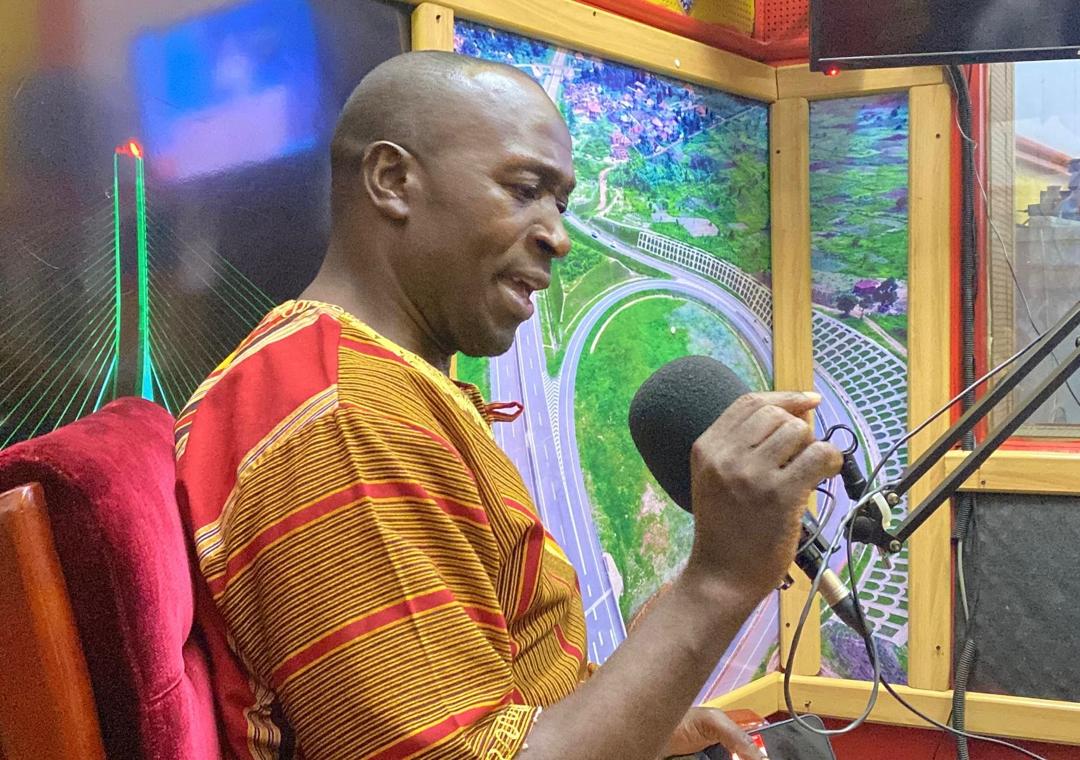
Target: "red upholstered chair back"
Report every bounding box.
[0,398,222,760]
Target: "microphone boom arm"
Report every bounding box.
[856,298,1080,552]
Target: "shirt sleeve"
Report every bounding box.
[212,403,538,759]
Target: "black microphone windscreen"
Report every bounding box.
[627,355,750,513]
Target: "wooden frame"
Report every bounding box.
[405,0,776,100]
[706,672,1080,745]
[985,64,1020,430]
[410,0,1080,745]
[944,449,1080,494]
[776,64,944,101]
[906,83,955,691]
[769,96,820,676]
[0,484,106,760]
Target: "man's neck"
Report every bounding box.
[300,252,452,375]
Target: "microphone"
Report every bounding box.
[627,355,865,634]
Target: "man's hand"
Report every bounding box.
[686,391,843,600]
[661,707,764,759]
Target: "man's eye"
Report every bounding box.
[513,184,542,201]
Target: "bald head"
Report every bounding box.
[330,51,563,216]
[308,50,575,369]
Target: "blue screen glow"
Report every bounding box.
[133,0,321,181]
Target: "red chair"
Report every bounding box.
[0,398,222,759]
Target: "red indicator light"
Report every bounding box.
[825,66,841,77]
[115,140,145,157]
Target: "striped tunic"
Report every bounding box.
[175,300,589,760]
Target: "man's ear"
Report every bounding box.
[361,140,415,221]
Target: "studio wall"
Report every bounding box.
[0,0,410,444]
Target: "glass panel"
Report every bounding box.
[987,60,1080,436]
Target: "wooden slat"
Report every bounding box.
[944,449,1080,495]
[769,97,821,676]
[905,83,954,692]
[785,675,1080,746]
[411,3,455,52]
[0,484,106,760]
[400,0,778,101]
[776,65,944,101]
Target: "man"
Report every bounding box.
[175,51,841,760]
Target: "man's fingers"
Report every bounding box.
[785,440,844,484]
[722,391,821,427]
[723,393,820,449]
[738,404,795,448]
[693,709,764,760]
[755,415,814,465]
[762,390,822,416]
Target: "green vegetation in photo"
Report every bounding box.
[558,260,637,340]
[753,642,779,680]
[867,313,907,345]
[559,225,607,289]
[605,117,771,274]
[454,354,491,401]
[810,94,910,318]
[542,225,667,375]
[574,295,769,621]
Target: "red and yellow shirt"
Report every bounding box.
[175,300,588,760]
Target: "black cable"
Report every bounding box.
[797,425,858,552]
[948,63,981,760]
[952,637,979,760]
[843,443,1048,755]
[878,676,1048,760]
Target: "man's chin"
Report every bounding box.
[459,328,517,359]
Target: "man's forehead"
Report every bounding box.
[496,113,575,179]
[436,74,573,170]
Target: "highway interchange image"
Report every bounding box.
[456,21,912,694]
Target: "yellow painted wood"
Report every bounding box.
[702,673,781,717]
[776,65,945,101]
[906,84,954,692]
[785,676,1080,745]
[412,3,455,51]
[944,449,1080,495]
[769,97,820,676]
[400,0,777,101]
[688,0,755,36]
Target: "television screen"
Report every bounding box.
[132,0,321,181]
[811,0,1080,71]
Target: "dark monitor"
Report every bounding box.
[811,0,1080,71]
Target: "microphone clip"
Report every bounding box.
[839,450,903,555]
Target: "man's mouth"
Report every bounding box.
[499,273,546,319]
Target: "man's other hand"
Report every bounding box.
[661,706,765,760]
